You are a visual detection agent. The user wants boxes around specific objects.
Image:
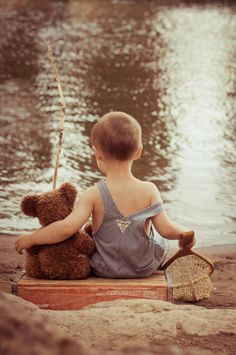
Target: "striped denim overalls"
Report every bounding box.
[88,180,169,278]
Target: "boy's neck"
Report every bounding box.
[104,159,135,181]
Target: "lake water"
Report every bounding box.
[0,0,235,247]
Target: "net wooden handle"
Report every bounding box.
[161,230,215,275]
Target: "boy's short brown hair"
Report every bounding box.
[91,111,142,161]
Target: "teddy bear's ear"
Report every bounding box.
[60,182,77,207]
[20,195,39,217]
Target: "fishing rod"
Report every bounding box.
[47,38,66,190]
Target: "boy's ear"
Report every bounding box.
[133,144,143,160]
[60,182,77,206]
[21,195,39,217]
[92,145,103,160]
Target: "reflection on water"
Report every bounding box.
[0,0,235,246]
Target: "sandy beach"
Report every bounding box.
[0,234,235,355]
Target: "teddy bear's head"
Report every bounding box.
[21,183,77,226]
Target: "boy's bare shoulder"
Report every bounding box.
[84,185,97,192]
[80,184,102,203]
[139,180,162,203]
[139,180,159,191]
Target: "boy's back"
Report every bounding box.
[91,177,162,234]
[89,179,168,278]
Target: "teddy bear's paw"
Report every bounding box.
[74,230,96,257]
[84,223,93,237]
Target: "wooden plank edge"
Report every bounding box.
[17,282,167,289]
[18,276,167,287]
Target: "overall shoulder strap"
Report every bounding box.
[144,201,164,218]
[97,180,121,218]
[135,201,164,235]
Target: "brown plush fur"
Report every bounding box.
[21,183,96,280]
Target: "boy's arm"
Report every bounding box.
[15,187,95,254]
[153,211,196,248]
[152,210,187,239]
[148,182,194,245]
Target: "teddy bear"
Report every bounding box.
[20,182,96,280]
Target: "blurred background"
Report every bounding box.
[0,0,235,247]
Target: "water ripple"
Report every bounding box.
[0,0,235,247]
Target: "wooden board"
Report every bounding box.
[12,270,172,310]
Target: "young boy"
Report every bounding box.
[15,111,195,278]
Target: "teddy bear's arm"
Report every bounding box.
[73,228,96,257]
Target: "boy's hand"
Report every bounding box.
[15,235,33,254]
[178,231,196,249]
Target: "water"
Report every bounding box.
[0,0,235,247]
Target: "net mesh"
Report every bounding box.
[166,254,213,302]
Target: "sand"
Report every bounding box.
[0,234,236,355]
